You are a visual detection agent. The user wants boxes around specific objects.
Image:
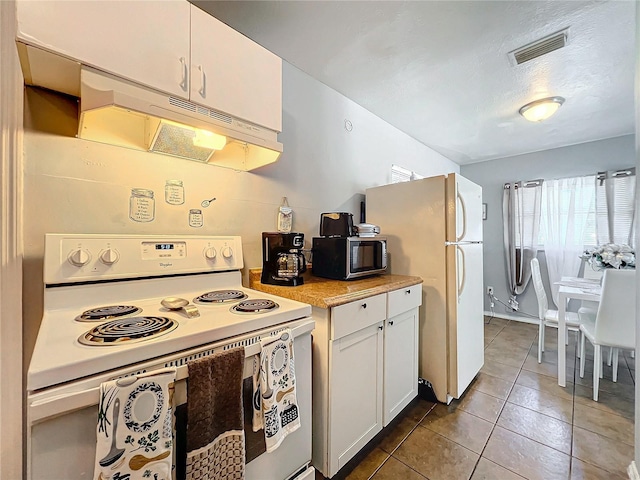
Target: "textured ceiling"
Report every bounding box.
[193,1,636,165]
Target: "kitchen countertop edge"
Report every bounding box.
[248,269,423,308]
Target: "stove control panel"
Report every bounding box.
[141,241,186,260]
[44,234,244,284]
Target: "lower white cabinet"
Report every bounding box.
[329,322,384,472]
[383,286,420,425]
[311,286,421,478]
[384,307,419,425]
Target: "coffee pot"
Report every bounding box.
[261,232,307,286]
[277,252,306,279]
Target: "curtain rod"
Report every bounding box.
[506,168,635,189]
[597,168,635,179]
[503,179,543,189]
[597,168,636,185]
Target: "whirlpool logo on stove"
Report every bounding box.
[159,262,173,268]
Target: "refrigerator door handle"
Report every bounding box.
[457,245,466,301]
[456,191,467,242]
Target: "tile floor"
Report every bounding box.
[323,316,636,480]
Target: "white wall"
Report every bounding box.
[461,135,636,321]
[22,61,458,361]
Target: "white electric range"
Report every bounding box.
[27,234,315,480]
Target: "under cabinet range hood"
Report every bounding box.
[79,67,283,170]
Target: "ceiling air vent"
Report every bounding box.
[509,28,570,65]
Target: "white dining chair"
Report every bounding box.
[531,258,582,363]
[578,259,602,316]
[578,269,636,401]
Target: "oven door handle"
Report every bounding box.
[30,387,102,424]
[30,361,194,424]
[30,353,259,423]
[29,321,314,424]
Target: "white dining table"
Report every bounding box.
[556,277,601,387]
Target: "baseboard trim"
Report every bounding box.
[483,311,538,325]
[628,461,639,480]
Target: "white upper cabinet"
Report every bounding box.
[16,1,283,133]
[16,0,191,98]
[190,5,282,132]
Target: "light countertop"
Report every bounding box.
[248,269,423,308]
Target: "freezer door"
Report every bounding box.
[446,174,483,242]
[446,242,484,399]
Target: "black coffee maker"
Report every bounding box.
[261,232,307,286]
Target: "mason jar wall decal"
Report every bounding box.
[277,197,292,233]
[129,188,155,222]
[189,209,203,228]
[165,180,184,205]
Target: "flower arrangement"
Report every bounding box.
[581,244,636,270]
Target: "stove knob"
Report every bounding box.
[221,246,233,259]
[204,247,217,260]
[68,248,91,267]
[99,248,119,265]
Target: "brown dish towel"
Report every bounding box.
[186,347,245,480]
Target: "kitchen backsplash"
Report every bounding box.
[22,61,458,364]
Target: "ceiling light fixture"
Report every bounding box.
[519,96,565,122]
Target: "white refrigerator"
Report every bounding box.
[366,173,484,404]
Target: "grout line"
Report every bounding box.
[366,402,437,480]
[371,321,631,480]
[473,323,581,479]
[469,320,522,479]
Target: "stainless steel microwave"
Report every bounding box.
[311,236,387,280]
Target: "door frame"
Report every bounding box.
[0,1,24,478]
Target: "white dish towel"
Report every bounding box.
[93,368,176,480]
[252,328,300,452]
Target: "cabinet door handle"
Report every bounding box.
[405,289,411,294]
[198,64,206,97]
[378,325,383,331]
[361,303,367,309]
[179,57,188,91]
[389,320,394,326]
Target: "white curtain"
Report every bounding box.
[503,181,543,309]
[596,169,636,247]
[540,176,596,306]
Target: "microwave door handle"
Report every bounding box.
[381,241,387,268]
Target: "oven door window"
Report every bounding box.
[350,241,382,273]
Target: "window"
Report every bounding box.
[537,170,636,249]
[596,170,636,246]
[391,164,424,184]
[539,175,597,248]
[513,181,543,248]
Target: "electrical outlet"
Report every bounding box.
[487,286,494,296]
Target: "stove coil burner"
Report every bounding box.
[194,290,248,305]
[78,316,178,346]
[76,305,143,322]
[231,299,279,314]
